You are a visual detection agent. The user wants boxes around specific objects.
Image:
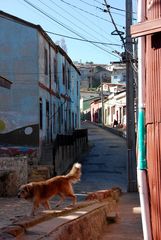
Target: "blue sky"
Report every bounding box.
[0,0,137,64]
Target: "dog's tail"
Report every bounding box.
[65,162,82,183]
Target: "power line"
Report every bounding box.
[77,0,129,18]
[46,31,121,46]
[0,12,120,47]
[59,0,124,28]
[80,0,136,14]
[93,0,104,5]
[38,0,103,44]
[78,0,98,8]
[103,0,125,48]
[56,0,120,47]
[39,0,117,51]
[103,0,136,61]
[23,0,120,59]
[103,3,136,14]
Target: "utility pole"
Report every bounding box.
[126,0,137,192]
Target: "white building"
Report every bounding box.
[106,63,126,84]
[0,11,80,156]
[104,90,126,127]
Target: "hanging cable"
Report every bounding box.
[103,0,125,48]
[46,31,121,46]
[59,0,124,28]
[23,0,120,59]
[38,0,117,52]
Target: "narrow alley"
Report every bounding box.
[0,122,143,239]
[75,121,127,194]
[76,121,143,240]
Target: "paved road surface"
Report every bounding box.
[75,121,127,195]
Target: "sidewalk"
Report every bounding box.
[0,192,143,239]
[101,193,143,240]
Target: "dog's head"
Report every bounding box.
[17,183,33,200]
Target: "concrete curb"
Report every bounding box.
[103,126,127,139]
[32,201,118,240]
[0,189,121,239]
[87,121,127,139]
[0,201,98,238]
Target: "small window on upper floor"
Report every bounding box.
[77,81,79,96]
[44,48,48,75]
[62,63,66,85]
[39,98,43,130]
[68,68,70,90]
[54,57,57,83]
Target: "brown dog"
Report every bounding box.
[18,163,81,215]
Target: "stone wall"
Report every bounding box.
[0,157,28,196]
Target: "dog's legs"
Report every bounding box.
[66,184,77,206]
[31,205,38,216]
[56,193,65,207]
[31,199,40,216]
[42,201,51,210]
[68,193,77,206]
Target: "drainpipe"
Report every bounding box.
[137,0,152,239]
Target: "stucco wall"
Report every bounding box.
[0,17,39,145]
[0,157,28,196]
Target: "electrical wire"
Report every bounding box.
[38,0,117,52]
[23,0,120,59]
[59,0,124,28]
[81,0,136,14]
[0,11,121,51]
[48,0,120,51]
[103,0,125,48]
[46,31,121,46]
[77,0,130,18]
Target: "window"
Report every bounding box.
[54,57,57,83]
[77,81,79,96]
[61,103,63,124]
[58,106,61,132]
[44,48,48,75]
[46,100,49,129]
[46,100,49,141]
[39,98,43,130]
[62,64,65,85]
[53,104,56,133]
[68,68,70,89]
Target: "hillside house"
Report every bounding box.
[90,98,102,123]
[90,89,126,127]
[76,63,111,90]
[0,11,80,159]
[97,82,126,96]
[104,90,126,127]
[107,63,126,84]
